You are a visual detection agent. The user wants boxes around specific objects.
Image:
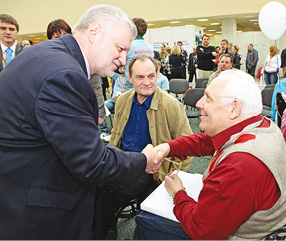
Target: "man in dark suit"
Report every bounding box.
[0,14,25,72]
[0,5,161,239]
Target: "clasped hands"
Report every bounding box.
[141,143,184,197]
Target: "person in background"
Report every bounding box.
[123,17,154,91]
[162,46,172,80]
[159,44,166,61]
[154,59,169,92]
[0,5,160,239]
[207,53,234,86]
[169,45,185,79]
[213,46,221,71]
[94,55,192,239]
[134,69,286,240]
[271,71,286,123]
[188,47,197,82]
[196,35,216,78]
[246,43,259,78]
[281,47,286,75]
[232,45,241,69]
[21,39,33,47]
[0,14,26,72]
[46,19,72,39]
[264,45,281,85]
[220,39,233,56]
[177,41,188,79]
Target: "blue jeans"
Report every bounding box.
[264,71,278,85]
[99,98,116,133]
[133,211,191,240]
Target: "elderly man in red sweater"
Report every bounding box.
[134,69,286,240]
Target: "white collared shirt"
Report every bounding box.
[77,43,91,79]
[1,41,17,60]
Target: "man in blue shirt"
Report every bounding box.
[93,55,192,239]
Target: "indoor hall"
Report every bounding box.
[1,1,286,240]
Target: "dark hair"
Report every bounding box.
[221,39,229,44]
[249,43,253,47]
[129,55,158,76]
[0,14,19,32]
[132,18,147,36]
[22,39,33,46]
[47,19,72,39]
[177,41,183,45]
[219,53,233,63]
[202,34,210,40]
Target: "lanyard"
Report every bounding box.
[1,51,8,66]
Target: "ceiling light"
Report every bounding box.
[237,30,242,32]
[147,23,154,26]
[208,33,213,35]
[210,23,220,25]
[197,19,208,22]
[254,23,259,25]
[216,31,222,33]
[208,30,216,31]
[249,19,258,22]
[170,21,180,24]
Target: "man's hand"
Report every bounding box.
[98,117,104,124]
[165,174,184,196]
[212,52,217,57]
[142,144,163,173]
[154,143,170,165]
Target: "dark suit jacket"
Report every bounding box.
[0,42,26,72]
[0,34,146,239]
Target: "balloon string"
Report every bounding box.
[274,40,282,92]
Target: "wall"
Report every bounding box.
[1,0,286,35]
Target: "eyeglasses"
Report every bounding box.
[156,158,182,176]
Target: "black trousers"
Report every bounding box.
[92,173,157,240]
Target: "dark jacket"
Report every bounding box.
[196,45,216,70]
[0,42,26,72]
[0,34,146,239]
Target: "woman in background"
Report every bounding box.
[47,19,72,39]
[232,45,241,69]
[264,45,281,85]
[169,45,185,79]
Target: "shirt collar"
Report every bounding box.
[77,43,91,79]
[133,92,154,108]
[135,36,144,40]
[212,114,263,151]
[1,41,16,53]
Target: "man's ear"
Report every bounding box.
[87,22,100,44]
[229,99,242,119]
[128,74,133,84]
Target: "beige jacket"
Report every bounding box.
[110,87,193,183]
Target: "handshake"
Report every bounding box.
[141,143,171,173]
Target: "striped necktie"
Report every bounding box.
[5,48,13,64]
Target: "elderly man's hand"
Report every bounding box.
[165,174,184,196]
[142,144,163,173]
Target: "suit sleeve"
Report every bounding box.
[35,70,146,186]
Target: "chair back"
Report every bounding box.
[201,79,208,89]
[169,78,189,94]
[195,78,209,88]
[184,88,205,108]
[261,87,274,107]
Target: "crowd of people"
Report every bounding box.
[0,5,286,241]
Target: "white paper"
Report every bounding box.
[141,171,203,222]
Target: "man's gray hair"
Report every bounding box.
[72,4,137,38]
[215,70,262,118]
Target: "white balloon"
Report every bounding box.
[259,1,286,40]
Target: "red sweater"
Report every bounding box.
[167,115,280,240]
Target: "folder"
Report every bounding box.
[141,171,203,222]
